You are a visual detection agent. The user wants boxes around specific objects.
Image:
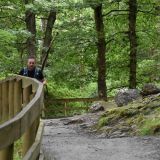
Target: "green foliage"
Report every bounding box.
[14,139,22,160]
[2,0,159,91]
[0,0,160,114]
[0,29,19,77]
[45,82,95,118]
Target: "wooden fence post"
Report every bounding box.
[22,85,32,107]
[22,85,37,157]
[64,102,67,117]
[0,145,14,160]
[14,80,22,115]
[2,81,9,122]
[9,80,14,118]
[0,81,14,160]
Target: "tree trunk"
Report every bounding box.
[128,0,137,89]
[41,10,56,71]
[93,4,107,100]
[24,0,36,56]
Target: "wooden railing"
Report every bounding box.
[51,97,112,117]
[0,75,44,160]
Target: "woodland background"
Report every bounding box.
[0,0,159,102]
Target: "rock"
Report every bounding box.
[63,118,84,125]
[141,83,160,96]
[89,103,105,113]
[97,133,107,138]
[115,89,141,107]
[119,126,131,132]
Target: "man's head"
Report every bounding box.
[27,56,36,70]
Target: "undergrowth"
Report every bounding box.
[14,138,22,160]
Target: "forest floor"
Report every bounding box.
[41,94,160,160]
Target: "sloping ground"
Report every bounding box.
[95,94,160,137]
[41,93,160,160]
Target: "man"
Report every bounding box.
[19,56,46,84]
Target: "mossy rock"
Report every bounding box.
[95,94,160,137]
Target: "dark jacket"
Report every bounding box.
[19,67,44,81]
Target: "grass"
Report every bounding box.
[14,139,22,160]
[139,118,160,135]
[97,117,109,129]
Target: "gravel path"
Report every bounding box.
[41,116,160,160]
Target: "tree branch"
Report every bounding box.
[0,15,24,21]
[41,10,57,71]
[41,38,54,72]
[103,9,129,17]
[103,8,160,17]
[138,9,160,16]
[106,31,128,45]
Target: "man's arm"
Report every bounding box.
[19,68,24,75]
[39,70,46,85]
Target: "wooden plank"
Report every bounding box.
[22,89,39,157]
[2,81,9,122]
[9,80,14,119]
[14,79,22,115]
[64,102,67,116]
[0,116,21,150]
[22,121,37,157]
[20,94,43,135]
[21,76,39,93]
[22,84,32,108]
[0,144,14,160]
[23,121,44,160]
[0,81,14,160]
[52,97,113,103]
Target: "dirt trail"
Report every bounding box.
[41,114,160,160]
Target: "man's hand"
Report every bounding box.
[42,79,47,85]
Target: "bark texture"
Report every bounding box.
[24,0,36,56]
[41,10,56,71]
[128,0,137,89]
[94,4,107,100]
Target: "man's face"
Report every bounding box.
[27,58,36,70]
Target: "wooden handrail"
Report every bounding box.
[52,97,112,103]
[50,97,113,117]
[0,75,44,160]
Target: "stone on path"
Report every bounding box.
[89,102,105,113]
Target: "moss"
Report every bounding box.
[97,117,109,129]
[95,95,160,136]
[134,114,145,124]
[138,118,160,136]
[14,138,22,160]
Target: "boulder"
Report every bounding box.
[89,102,105,113]
[141,83,160,96]
[115,89,141,107]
